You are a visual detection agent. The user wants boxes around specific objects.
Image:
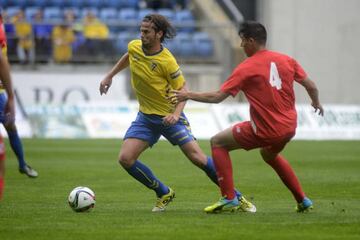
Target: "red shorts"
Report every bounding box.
[232,121,295,153]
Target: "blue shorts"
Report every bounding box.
[124,111,195,147]
[0,92,7,123]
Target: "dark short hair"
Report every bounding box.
[238,21,267,45]
[142,14,176,42]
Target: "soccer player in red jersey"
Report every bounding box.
[171,21,324,213]
[0,12,16,200]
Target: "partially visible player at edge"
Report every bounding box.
[0,11,38,186]
[99,14,255,212]
[171,21,324,213]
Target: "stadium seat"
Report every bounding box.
[81,8,99,18]
[48,0,71,7]
[99,8,118,23]
[25,7,41,22]
[0,0,8,8]
[26,0,47,7]
[118,8,138,32]
[68,0,86,8]
[63,8,81,20]
[175,10,195,32]
[116,32,135,54]
[193,32,214,57]
[6,0,27,8]
[157,9,175,21]
[137,9,155,22]
[4,7,21,19]
[164,39,178,56]
[103,0,122,9]
[43,7,63,22]
[176,32,194,57]
[87,0,104,8]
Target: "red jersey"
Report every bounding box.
[0,14,6,48]
[221,49,307,139]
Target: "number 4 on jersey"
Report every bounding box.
[269,62,282,90]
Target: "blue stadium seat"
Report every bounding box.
[68,0,86,8]
[137,9,155,22]
[193,32,214,57]
[48,0,71,7]
[4,7,21,19]
[164,39,178,55]
[118,8,137,21]
[87,0,104,8]
[116,32,135,54]
[81,8,99,18]
[176,32,194,57]
[6,0,27,8]
[103,0,121,9]
[99,8,118,23]
[118,8,138,31]
[0,0,9,8]
[104,0,139,9]
[28,0,48,7]
[43,7,63,22]
[25,7,41,22]
[157,9,175,21]
[175,10,195,32]
[63,8,81,20]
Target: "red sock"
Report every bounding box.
[266,154,305,202]
[0,177,4,200]
[211,147,235,199]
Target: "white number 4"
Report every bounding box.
[269,62,282,90]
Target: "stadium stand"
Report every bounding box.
[2,0,216,63]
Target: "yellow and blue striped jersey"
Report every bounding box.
[128,39,185,116]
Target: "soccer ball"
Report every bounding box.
[68,186,96,212]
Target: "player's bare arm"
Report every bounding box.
[99,52,129,95]
[170,89,229,104]
[299,77,324,116]
[163,84,187,126]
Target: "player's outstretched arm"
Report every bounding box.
[170,89,229,104]
[299,77,324,116]
[0,51,15,124]
[99,52,129,95]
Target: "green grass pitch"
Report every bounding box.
[0,139,359,240]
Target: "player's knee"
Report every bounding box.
[260,148,276,162]
[210,135,222,148]
[118,153,135,168]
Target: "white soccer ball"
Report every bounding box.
[68,186,96,212]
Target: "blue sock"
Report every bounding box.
[125,160,169,197]
[7,131,26,169]
[203,156,219,185]
[204,156,242,198]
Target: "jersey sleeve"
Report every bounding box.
[220,66,247,97]
[292,59,307,83]
[166,58,185,90]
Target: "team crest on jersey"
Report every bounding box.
[150,62,157,71]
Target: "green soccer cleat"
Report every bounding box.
[152,187,175,212]
[238,196,257,213]
[204,197,239,213]
[296,197,313,213]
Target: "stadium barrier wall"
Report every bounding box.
[3,101,360,140]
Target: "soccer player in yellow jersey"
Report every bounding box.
[100,14,255,212]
